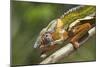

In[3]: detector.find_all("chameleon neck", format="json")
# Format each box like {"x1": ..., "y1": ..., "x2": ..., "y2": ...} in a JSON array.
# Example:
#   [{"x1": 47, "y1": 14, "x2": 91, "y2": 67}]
[{"x1": 60, "y1": 5, "x2": 96, "y2": 26}]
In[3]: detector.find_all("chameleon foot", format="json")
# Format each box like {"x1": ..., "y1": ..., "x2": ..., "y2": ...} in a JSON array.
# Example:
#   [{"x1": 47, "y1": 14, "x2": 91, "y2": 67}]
[
  {"x1": 41, "y1": 53, "x2": 47, "y2": 58},
  {"x1": 73, "y1": 42, "x2": 80, "y2": 48},
  {"x1": 70, "y1": 41, "x2": 80, "y2": 49}
]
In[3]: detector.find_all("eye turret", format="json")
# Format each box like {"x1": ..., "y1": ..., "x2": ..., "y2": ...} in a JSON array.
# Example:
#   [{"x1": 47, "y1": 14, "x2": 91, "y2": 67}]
[{"x1": 45, "y1": 34, "x2": 49, "y2": 37}]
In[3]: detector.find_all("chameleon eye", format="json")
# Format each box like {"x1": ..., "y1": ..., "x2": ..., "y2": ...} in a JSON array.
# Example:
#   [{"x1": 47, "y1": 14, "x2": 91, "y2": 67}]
[{"x1": 46, "y1": 35, "x2": 48, "y2": 37}]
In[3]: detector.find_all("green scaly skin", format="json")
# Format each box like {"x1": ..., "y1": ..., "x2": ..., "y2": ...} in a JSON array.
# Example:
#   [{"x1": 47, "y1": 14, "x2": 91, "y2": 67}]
[{"x1": 60, "y1": 5, "x2": 96, "y2": 26}]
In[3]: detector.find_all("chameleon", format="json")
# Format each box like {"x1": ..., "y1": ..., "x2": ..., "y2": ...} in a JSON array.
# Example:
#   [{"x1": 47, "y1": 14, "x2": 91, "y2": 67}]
[{"x1": 33, "y1": 5, "x2": 96, "y2": 58}]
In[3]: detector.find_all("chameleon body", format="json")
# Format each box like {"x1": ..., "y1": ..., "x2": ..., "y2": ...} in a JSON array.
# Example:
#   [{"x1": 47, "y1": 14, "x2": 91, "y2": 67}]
[{"x1": 33, "y1": 5, "x2": 96, "y2": 57}]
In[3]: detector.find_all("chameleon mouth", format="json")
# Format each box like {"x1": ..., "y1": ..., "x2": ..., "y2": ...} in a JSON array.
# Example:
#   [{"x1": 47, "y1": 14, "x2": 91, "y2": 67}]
[
  {"x1": 40, "y1": 42, "x2": 56, "y2": 55},
  {"x1": 40, "y1": 44, "x2": 57, "y2": 58}
]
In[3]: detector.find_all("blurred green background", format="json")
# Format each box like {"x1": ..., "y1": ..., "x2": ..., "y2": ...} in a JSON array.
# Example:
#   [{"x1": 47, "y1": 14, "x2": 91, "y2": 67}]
[{"x1": 11, "y1": 1, "x2": 96, "y2": 66}]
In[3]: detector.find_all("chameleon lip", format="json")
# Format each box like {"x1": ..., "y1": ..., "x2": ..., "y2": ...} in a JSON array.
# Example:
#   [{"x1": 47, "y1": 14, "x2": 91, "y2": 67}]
[{"x1": 39, "y1": 45, "x2": 45, "y2": 48}]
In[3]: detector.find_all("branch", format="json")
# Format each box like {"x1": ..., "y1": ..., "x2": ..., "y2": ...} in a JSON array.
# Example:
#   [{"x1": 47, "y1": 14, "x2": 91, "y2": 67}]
[{"x1": 40, "y1": 27, "x2": 96, "y2": 64}]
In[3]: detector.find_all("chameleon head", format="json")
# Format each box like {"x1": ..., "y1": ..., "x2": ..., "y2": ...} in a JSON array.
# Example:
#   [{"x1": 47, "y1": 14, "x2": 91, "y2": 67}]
[
  {"x1": 39, "y1": 32, "x2": 56, "y2": 54},
  {"x1": 34, "y1": 19, "x2": 62, "y2": 57},
  {"x1": 34, "y1": 31, "x2": 55, "y2": 58}
]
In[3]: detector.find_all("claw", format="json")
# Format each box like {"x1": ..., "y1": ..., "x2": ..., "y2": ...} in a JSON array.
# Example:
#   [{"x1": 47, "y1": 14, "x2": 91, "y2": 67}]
[
  {"x1": 74, "y1": 42, "x2": 80, "y2": 48},
  {"x1": 70, "y1": 40, "x2": 80, "y2": 49}
]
